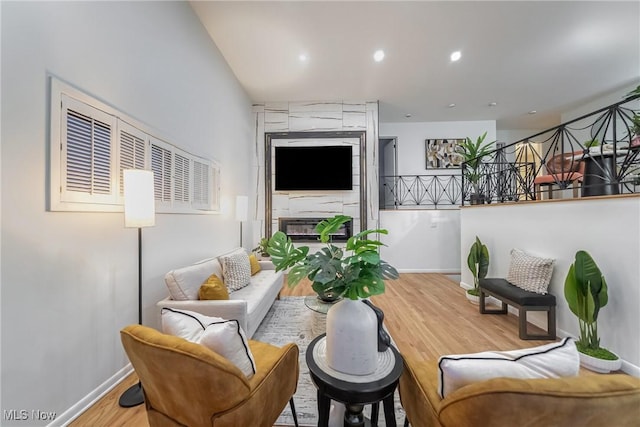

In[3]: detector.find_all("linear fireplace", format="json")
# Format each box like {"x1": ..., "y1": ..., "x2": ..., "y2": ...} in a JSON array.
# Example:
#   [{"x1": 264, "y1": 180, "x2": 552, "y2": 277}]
[{"x1": 279, "y1": 217, "x2": 352, "y2": 242}]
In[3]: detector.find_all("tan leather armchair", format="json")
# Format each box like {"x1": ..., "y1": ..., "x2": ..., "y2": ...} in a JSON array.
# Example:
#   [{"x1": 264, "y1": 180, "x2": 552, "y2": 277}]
[
  {"x1": 399, "y1": 358, "x2": 640, "y2": 427},
  {"x1": 120, "y1": 324, "x2": 299, "y2": 427}
]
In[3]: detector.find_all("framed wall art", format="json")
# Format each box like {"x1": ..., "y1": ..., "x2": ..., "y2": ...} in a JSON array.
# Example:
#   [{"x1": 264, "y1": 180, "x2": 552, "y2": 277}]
[{"x1": 425, "y1": 138, "x2": 465, "y2": 169}]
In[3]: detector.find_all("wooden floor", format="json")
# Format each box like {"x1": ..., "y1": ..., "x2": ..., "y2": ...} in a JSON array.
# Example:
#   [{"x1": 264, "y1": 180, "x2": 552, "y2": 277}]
[{"x1": 71, "y1": 273, "x2": 559, "y2": 426}]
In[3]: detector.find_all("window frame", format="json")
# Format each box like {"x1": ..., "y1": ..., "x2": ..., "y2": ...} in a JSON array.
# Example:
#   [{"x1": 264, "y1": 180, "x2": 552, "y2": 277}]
[{"x1": 49, "y1": 77, "x2": 221, "y2": 214}]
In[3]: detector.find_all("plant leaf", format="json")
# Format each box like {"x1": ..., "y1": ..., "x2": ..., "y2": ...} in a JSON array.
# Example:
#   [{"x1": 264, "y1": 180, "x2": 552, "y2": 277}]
[
  {"x1": 315, "y1": 215, "x2": 351, "y2": 243},
  {"x1": 267, "y1": 232, "x2": 309, "y2": 271}
]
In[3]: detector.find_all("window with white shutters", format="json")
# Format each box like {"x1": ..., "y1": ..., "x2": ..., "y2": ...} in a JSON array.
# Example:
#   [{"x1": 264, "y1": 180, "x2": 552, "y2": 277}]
[
  {"x1": 58, "y1": 95, "x2": 118, "y2": 207},
  {"x1": 50, "y1": 77, "x2": 220, "y2": 213},
  {"x1": 118, "y1": 121, "x2": 148, "y2": 198},
  {"x1": 174, "y1": 153, "x2": 190, "y2": 204},
  {"x1": 151, "y1": 140, "x2": 173, "y2": 204},
  {"x1": 193, "y1": 160, "x2": 209, "y2": 206}
]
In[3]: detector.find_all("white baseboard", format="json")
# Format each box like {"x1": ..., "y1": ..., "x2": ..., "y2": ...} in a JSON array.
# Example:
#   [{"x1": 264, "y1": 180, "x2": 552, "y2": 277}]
[{"x1": 53, "y1": 364, "x2": 133, "y2": 427}]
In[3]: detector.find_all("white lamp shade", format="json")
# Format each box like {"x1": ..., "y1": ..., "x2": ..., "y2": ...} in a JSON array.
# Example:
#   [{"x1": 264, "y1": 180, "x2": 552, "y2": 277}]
[
  {"x1": 235, "y1": 195, "x2": 248, "y2": 222},
  {"x1": 124, "y1": 169, "x2": 156, "y2": 228}
]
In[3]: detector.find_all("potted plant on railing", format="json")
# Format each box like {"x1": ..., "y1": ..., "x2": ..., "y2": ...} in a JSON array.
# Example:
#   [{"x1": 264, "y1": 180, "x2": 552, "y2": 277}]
[
  {"x1": 564, "y1": 250, "x2": 621, "y2": 373},
  {"x1": 466, "y1": 236, "x2": 489, "y2": 303},
  {"x1": 457, "y1": 132, "x2": 494, "y2": 204},
  {"x1": 267, "y1": 214, "x2": 399, "y2": 376}
]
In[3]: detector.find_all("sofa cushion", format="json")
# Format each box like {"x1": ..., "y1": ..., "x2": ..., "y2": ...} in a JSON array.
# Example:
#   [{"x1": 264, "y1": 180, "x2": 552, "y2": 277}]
[
  {"x1": 161, "y1": 308, "x2": 256, "y2": 377},
  {"x1": 249, "y1": 254, "x2": 262, "y2": 276},
  {"x1": 199, "y1": 274, "x2": 229, "y2": 300},
  {"x1": 437, "y1": 337, "x2": 579, "y2": 398},
  {"x1": 165, "y1": 257, "x2": 223, "y2": 301},
  {"x1": 506, "y1": 248, "x2": 554, "y2": 294},
  {"x1": 220, "y1": 248, "x2": 252, "y2": 292}
]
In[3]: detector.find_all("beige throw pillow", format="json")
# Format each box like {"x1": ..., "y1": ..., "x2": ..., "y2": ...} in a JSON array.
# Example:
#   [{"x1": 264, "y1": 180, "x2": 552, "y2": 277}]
[
  {"x1": 219, "y1": 248, "x2": 252, "y2": 292},
  {"x1": 506, "y1": 248, "x2": 554, "y2": 294}
]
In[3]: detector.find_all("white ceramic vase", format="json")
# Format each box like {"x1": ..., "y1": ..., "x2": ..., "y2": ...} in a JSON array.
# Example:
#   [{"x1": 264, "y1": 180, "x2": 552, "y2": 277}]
[{"x1": 325, "y1": 298, "x2": 378, "y2": 376}]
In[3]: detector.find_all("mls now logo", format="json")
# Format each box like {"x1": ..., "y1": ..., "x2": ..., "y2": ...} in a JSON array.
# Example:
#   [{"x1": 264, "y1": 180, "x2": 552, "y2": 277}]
[
  {"x1": 3, "y1": 410, "x2": 29, "y2": 421},
  {"x1": 3, "y1": 409, "x2": 57, "y2": 421}
]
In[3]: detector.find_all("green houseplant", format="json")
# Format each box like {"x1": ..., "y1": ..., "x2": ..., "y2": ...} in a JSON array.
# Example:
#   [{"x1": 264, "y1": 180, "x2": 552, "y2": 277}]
[
  {"x1": 267, "y1": 215, "x2": 399, "y2": 300},
  {"x1": 457, "y1": 132, "x2": 494, "y2": 204},
  {"x1": 466, "y1": 236, "x2": 489, "y2": 300},
  {"x1": 564, "y1": 250, "x2": 621, "y2": 372},
  {"x1": 252, "y1": 237, "x2": 270, "y2": 258},
  {"x1": 268, "y1": 214, "x2": 399, "y2": 375}
]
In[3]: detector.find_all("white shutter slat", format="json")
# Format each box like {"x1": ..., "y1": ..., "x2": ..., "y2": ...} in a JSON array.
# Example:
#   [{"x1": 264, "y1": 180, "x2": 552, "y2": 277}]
[
  {"x1": 174, "y1": 153, "x2": 190, "y2": 203},
  {"x1": 192, "y1": 160, "x2": 210, "y2": 208},
  {"x1": 93, "y1": 120, "x2": 112, "y2": 194},
  {"x1": 118, "y1": 124, "x2": 147, "y2": 196},
  {"x1": 151, "y1": 141, "x2": 172, "y2": 203},
  {"x1": 65, "y1": 109, "x2": 112, "y2": 195}
]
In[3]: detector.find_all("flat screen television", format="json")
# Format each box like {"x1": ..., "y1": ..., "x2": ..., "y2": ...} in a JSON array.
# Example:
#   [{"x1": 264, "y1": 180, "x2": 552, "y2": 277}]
[{"x1": 275, "y1": 146, "x2": 353, "y2": 191}]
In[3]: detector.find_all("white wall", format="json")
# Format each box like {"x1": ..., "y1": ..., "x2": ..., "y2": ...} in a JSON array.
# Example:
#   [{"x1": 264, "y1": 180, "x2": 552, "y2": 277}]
[
  {"x1": 380, "y1": 210, "x2": 460, "y2": 273},
  {"x1": 497, "y1": 129, "x2": 544, "y2": 145},
  {"x1": 375, "y1": 120, "x2": 495, "y2": 272},
  {"x1": 380, "y1": 120, "x2": 496, "y2": 176},
  {"x1": 460, "y1": 198, "x2": 640, "y2": 375},
  {"x1": 1, "y1": 2, "x2": 253, "y2": 424}
]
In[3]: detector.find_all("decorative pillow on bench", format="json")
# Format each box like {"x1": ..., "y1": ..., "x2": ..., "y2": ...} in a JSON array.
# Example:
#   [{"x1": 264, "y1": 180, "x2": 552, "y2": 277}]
[
  {"x1": 161, "y1": 307, "x2": 256, "y2": 377},
  {"x1": 506, "y1": 248, "x2": 555, "y2": 294},
  {"x1": 437, "y1": 337, "x2": 579, "y2": 398}
]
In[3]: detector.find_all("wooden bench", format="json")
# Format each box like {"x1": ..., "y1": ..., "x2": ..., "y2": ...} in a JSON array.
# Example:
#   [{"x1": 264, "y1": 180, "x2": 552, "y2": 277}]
[{"x1": 479, "y1": 278, "x2": 556, "y2": 340}]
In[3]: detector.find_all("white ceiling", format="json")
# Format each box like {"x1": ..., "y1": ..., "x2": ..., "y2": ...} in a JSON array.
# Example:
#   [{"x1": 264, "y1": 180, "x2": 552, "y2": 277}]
[{"x1": 191, "y1": 1, "x2": 640, "y2": 130}]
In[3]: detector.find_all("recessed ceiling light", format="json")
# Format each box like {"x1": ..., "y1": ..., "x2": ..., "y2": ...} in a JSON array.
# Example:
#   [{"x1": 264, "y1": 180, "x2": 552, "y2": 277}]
[
  {"x1": 489, "y1": 102, "x2": 497, "y2": 107},
  {"x1": 528, "y1": 110, "x2": 537, "y2": 114},
  {"x1": 450, "y1": 51, "x2": 461, "y2": 62},
  {"x1": 298, "y1": 53, "x2": 308, "y2": 62},
  {"x1": 448, "y1": 103, "x2": 456, "y2": 108},
  {"x1": 373, "y1": 49, "x2": 385, "y2": 62}
]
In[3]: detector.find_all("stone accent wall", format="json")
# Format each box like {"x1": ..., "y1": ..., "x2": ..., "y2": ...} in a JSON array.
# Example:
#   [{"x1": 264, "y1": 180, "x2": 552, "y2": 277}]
[{"x1": 252, "y1": 101, "x2": 379, "y2": 238}]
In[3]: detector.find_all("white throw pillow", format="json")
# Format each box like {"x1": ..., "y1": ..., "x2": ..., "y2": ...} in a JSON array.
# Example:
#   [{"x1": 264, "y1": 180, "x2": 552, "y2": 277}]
[
  {"x1": 219, "y1": 248, "x2": 252, "y2": 292},
  {"x1": 506, "y1": 248, "x2": 555, "y2": 294},
  {"x1": 164, "y1": 257, "x2": 223, "y2": 301},
  {"x1": 161, "y1": 308, "x2": 256, "y2": 378},
  {"x1": 437, "y1": 337, "x2": 579, "y2": 398}
]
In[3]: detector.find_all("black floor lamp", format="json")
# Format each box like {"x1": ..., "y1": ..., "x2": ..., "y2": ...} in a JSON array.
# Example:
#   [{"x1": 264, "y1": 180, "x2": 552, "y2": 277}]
[
  {"x1": 235, "y1": 195, "x2": 248, "y2": 248},
  {"x1": 119, "y1": 169, "x2": 155, "y2": 408}
]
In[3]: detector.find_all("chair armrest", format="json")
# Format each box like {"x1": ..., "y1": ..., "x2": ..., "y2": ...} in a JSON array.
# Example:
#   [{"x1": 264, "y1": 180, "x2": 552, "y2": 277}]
[
  {"x1": 157, "y1": 297, "x2": 249, "y2": 334},
  {"x1": 258, "y1": 260, "x2": 276, "y2": 270}
]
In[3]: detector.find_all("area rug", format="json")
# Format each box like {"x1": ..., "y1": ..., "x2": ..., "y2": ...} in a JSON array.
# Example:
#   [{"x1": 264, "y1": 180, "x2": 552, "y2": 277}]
[{"x1": 253, "y1": 296, "x2": 406, "y2": 426}]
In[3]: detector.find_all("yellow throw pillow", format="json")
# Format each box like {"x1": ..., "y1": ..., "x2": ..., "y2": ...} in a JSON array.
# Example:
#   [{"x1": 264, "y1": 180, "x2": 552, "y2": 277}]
[
  {"x1": 249, "y1": 254, "x2": 262, "y2": 276},
  {"x1": 198, "y1": 274, "x2": 229, "y2": 300}
]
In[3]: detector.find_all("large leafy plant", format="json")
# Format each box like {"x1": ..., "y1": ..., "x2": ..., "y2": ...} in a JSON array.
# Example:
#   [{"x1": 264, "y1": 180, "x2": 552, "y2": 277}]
[
  {"x1": 564, "y1": 250, "x2": 616, "y2": 359},
  {"x1": 456, "y1": 132, "x2": 494, "y2": 196},
  {"x1": 267, "y1": 215, "x2": 399, "y2": 300},
  {"x1": 467, "y1": 236, "x2": 489, "y2": 296}
]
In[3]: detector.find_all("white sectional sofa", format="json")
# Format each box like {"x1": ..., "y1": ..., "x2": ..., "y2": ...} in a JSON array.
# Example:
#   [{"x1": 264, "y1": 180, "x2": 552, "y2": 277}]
[{"x1": 156, "y1": 250, "x2": 283, "y2": 338}]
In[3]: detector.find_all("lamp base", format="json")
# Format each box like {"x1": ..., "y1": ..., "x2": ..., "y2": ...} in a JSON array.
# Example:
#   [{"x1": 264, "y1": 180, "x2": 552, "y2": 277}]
[{"x1": 118, "y1": 381, "x2": 144, "y2": 408}]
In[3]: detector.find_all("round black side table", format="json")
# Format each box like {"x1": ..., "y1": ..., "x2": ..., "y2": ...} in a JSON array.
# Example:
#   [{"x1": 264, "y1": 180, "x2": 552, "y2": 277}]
[{"x1": 306, "y1": 333, "x2": 404, "y2": 427}]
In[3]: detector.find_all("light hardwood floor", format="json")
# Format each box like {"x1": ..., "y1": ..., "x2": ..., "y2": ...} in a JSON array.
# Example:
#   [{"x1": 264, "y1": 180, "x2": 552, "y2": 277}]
[{"x1": 71, "y1": 273, "x2": 557, "y2": 427}]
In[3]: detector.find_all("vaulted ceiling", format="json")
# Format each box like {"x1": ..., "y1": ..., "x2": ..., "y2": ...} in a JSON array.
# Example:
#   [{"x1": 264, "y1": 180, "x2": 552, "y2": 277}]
[{"x1": 192, "y1": 1, "x2": 640, "y2": 130}]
